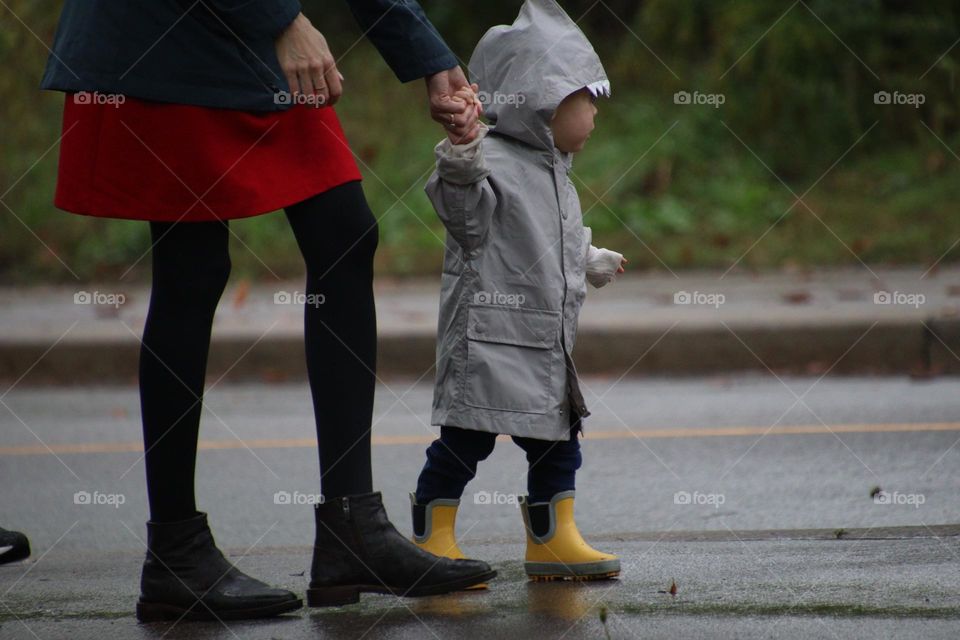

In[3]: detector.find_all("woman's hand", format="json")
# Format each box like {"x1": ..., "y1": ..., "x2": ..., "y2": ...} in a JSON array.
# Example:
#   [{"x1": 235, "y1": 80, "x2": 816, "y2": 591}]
[{"x1": 275, "y1": 13, "x2": 342, "y2": 106}]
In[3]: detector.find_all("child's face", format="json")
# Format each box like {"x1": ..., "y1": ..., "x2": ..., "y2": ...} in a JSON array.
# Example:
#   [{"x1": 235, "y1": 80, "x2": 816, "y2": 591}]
[{"x1": 551, "y1": 88, "x2": 598, "y2": 153}]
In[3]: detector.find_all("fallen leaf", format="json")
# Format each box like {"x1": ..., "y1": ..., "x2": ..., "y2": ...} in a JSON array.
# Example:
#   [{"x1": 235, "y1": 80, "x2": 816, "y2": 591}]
[
  {"x1": 658, "y1": 580, "x2": 679, "y2": 595},
  {"x1": 782, "y1": 291, "x2": 811, "y2": 304},
  {"x1": 233, "y1": 279, "x2": 250, "y2": 309}
]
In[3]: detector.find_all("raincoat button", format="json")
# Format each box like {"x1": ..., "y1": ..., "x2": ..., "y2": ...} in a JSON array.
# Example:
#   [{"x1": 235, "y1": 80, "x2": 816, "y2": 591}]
[{"x1": 474, "y1": 322, "x2": 486, "y2": 333}]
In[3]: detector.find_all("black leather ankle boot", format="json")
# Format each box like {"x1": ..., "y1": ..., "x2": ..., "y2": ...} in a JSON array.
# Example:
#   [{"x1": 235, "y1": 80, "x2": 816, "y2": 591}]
[
  {"x1": 0, "y1": 527, "x2": 30, "y2": 565},
  {"x1": 308, "y1": 492, "x2": 496, "y2": 606},
  {"x1": 136, "y1": 512, "x2": 302, "y2": 621}
]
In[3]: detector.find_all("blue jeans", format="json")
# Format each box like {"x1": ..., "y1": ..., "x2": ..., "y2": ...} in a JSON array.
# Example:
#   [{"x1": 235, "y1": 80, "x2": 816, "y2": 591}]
[{"x1": 414, "y1": 414, "x2": 583, "y2": 505}]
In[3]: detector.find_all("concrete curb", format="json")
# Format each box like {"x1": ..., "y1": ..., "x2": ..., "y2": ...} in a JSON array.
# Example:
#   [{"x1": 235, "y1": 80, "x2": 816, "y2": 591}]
[
  {"x1": 3, "y1": 268, "x2": 959, "y2": 385},
  {"x1": 1, "y1": 316, "x2": 958, "y2": 385}
]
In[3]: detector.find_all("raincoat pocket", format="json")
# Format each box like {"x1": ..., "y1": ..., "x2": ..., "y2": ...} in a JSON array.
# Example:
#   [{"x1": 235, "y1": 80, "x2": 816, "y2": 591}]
[{"x1": 462, "y1": 303, "x2": 561, "y2": 414}]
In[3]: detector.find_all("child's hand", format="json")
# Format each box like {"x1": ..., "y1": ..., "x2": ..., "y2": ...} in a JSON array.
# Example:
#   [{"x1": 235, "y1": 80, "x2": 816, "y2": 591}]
[
  {"x1": 453, "y1": 84, "x2": 483, "y2": 113},
  {"x1": 446, "y1": 84, "x2": 483, "y2": 145},
  {"x1": 586, "y1": 246, "x2": 625, "y2": 288}
]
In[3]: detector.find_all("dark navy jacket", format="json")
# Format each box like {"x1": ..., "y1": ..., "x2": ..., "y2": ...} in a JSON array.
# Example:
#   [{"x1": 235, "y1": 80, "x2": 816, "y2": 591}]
[{"x1": 40, "y1": 0, "x2": 458, "y2": 111}]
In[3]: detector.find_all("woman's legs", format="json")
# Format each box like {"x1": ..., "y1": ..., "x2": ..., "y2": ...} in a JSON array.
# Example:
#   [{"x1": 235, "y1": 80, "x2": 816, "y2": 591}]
[
  {"x1": 284, "y1": 180, "x2": 378, "y2": 499},
  {"x1": 415, "y1": 427, "x2": 499, "y2": 503},
  {"x1": 139, "y1": 219, "x2": 231, "y2": 523},
  {"x1": 286, "y1": 183, "x2": 495, "y2": 604},
  {"x1": 136, "y1": 219, "x2": 300, "y2": 621}
]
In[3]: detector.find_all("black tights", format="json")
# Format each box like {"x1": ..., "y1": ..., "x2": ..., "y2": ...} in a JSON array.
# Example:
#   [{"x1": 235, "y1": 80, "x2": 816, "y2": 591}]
[{"x1": 139, "y1": 180, "x2": 378, "y2": 522}]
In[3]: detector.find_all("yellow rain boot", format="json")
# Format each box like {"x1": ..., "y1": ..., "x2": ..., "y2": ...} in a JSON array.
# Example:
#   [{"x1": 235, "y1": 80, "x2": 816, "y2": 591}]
[
  {"x1": 410, "y1": 494, "x2": 487, "y2": 590},
  {"x1": 520, "y1": 491, "x2": 620, "y2": 581}
]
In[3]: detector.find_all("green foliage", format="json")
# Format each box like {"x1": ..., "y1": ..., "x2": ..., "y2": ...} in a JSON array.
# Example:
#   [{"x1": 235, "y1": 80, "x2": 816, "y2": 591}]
[
  {"x1": 634, "y1": 0, "x2": 960, "y2": 171},
  {"x1": 2, "y1": 1, "x2": 960, "y2": 283}
]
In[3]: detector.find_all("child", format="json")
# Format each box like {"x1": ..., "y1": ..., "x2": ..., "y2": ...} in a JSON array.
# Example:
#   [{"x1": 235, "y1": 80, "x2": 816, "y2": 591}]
[{"x1": 410, "y1": 0, "x2": 626, "y2": 582}]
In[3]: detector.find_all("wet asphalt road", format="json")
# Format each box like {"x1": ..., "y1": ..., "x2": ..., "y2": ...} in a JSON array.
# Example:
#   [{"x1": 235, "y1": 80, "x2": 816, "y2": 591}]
[{"x1": 1, "y1": 375, "x2": 959, "y2": 638}]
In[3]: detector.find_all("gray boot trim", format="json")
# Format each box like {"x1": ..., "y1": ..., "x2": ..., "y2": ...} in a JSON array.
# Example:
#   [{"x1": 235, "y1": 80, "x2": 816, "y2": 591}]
[
  {"x1": 409, "y1": 492, "x2": 461, "y2": 544},
  {"x1": 519, "y1": 490, "x2": 576, "y2": 544}
]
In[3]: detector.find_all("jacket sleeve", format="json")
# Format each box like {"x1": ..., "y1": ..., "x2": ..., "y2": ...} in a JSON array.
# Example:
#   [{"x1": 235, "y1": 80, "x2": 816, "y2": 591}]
[
  {"x1": 344, "y1": 0, "x2": 458, "y2": 81},
  {"x1": 425, "y1": 124, "x2": 497, "y2": 256},
  {"x1": 207, "y1": 0, "x2": 302, "y2": 40}
]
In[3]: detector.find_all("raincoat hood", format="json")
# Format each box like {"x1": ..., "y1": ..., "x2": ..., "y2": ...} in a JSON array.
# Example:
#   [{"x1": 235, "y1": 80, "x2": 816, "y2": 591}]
[{"x1": 468, "y1": 0, "x2": 610, "y2": 151}]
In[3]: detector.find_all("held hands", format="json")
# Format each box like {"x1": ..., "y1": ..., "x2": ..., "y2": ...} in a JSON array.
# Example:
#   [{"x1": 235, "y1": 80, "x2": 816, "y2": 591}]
[
  {"x1": 426, "y1": 66, "x2": 483, "y2": 144},
  {"x1": 275, "y1": 13, "x2": 342, "y2": 106},
  {"x1": 445, "y1": 86, "x2": 483, "y2": 145}
]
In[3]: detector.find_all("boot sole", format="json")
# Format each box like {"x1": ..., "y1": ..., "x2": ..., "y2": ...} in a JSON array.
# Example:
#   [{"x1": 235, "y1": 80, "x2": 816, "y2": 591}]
[
  {"x1": 525, "y1": 559, "x2": 620, "y2": 581},
  {"x1": 136, "y1": 597, "x2": 302, "y2": 622},
  {"x1": 528, "y1": 571, "x2": 620, "y2": 582},
  {"x1": 306, "y1": 569, "x2": 497, "y2": 607}
]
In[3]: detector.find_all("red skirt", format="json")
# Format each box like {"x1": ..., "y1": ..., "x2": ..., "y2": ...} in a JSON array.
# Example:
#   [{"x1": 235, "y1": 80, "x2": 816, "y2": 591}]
[{"x1": 54, "y1": 94, "x2": 363, "y2": 222}]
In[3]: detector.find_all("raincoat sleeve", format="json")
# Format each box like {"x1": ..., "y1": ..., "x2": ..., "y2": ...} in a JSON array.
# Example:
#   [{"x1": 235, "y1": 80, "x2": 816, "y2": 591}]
[{"x1": 424, "y1": 124, "x2": 497, "y2": 255}]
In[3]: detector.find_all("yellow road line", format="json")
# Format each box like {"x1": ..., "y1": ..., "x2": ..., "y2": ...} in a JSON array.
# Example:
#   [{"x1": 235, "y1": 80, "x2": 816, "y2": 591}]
[{"x1": 2, "y1": 422, "x2": 958, "y2": 457}]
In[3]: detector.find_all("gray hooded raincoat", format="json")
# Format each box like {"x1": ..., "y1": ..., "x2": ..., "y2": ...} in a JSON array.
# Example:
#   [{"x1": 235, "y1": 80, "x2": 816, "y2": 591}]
[{"x1": 427, "y1": 0, "x2": 612, "y2": 441}]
